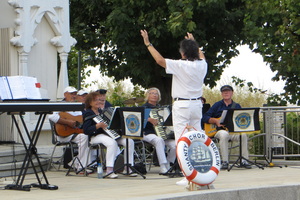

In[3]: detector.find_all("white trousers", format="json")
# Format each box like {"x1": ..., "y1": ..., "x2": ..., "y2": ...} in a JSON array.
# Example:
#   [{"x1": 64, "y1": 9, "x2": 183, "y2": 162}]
[
  {"x1": 172, "y1": 100, "x2": 202, "y2": 143},
  {"x1": 90, "y1": 134, "x2": 134, "y2": 167},
  {"x1": 56, "y1": 133, "x2": 90, "y2": 170},
  {"x1": 215, "y1": 130, "x2": 249, "y2": 162},
  {"x1": 143, "y1": 133, "x2": 176, "y2": 165}
]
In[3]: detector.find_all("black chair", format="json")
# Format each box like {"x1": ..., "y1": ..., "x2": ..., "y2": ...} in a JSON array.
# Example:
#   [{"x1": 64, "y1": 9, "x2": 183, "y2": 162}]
[
  {"x1": 83, "y1": 143, "x2": 106, "y2": 176},
  {"x1": 47, "y1": 120, "x2": 77, "y2": 171}
]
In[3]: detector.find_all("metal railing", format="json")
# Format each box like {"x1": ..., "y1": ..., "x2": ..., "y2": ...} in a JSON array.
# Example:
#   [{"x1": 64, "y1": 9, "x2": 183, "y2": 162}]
[
  {"x1": 228, "y1": 106, "x2": 300, "y2": 165},
  {"x1": 260, "y1": 106, "x2": 300, "y2": 161}
]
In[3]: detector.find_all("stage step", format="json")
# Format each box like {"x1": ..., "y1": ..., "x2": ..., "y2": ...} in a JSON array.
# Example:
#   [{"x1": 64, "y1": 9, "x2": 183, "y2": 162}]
[
  {"x1": 0, "y1": 145, "x2": 26, "y2": 164},
  {"x1": 0, "y1": 144, "x2": 49, "y2": 178}
]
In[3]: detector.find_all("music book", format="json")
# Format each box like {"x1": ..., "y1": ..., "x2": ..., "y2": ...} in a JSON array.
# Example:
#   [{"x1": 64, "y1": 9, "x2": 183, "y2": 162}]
[
  {"x1": 109, "y1": 107, "x2": 144, "y2": 138},
  {"x1": 221, "y1": 108, "x2": 260, "y2": 133},
  {"x1": 0, "y1": 76, "x2": 42, "y2": 100}
]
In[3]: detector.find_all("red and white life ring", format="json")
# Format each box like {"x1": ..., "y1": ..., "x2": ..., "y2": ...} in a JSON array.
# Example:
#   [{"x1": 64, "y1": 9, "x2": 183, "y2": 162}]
[{"x1": 177, "y1": 130, "x2": 221, "y2": 186}]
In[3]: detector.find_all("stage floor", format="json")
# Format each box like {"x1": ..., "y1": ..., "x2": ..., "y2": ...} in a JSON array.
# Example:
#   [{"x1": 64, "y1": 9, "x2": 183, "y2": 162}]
[{"x1": 0, "y1": 162, "x2": 300, "y2": 200}]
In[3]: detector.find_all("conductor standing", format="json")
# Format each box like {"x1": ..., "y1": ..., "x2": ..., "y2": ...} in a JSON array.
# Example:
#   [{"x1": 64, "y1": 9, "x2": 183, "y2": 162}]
[{"x1": 140, "y1": 30, "x2": 207, "y2": 186}]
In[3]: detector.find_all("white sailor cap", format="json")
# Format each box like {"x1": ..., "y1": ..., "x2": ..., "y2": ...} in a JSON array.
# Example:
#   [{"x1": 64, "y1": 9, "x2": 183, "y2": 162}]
[{"x1": 63, "y1": 86, "x2": 78, "y2": 93}]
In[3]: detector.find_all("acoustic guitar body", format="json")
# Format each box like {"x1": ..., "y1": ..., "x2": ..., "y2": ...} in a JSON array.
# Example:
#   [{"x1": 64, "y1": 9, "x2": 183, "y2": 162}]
[
  {"x1": 204, "y1": 118, "x2": 228, "y2": 137},
  {"x1": 204, "y1": 123, "x2": 218, "y2": 137},
  {"x1": 55, "y1": 112, "x2": 83, "y2": 137}
]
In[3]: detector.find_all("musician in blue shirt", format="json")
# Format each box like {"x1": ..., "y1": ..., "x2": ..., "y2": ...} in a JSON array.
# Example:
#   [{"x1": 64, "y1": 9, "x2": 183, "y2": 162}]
[
  {"x1": 142, "y1": 87, "x2": 176, "y2": 174},
  {"x1": 202, "y1": 85, "x2": 251, "y2": 170},
  {"x1": 82, "y1": 91, "x2": 137, "y2": 178}
]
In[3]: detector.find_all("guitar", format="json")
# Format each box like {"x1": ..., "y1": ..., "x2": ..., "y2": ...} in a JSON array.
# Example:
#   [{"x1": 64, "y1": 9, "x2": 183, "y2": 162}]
[
  {"x1": 55, "y1": 112, "x2": 83, "y2": 137},
  {"x1": 204, "y1": 118, "x2": 228, "y2": 137}
]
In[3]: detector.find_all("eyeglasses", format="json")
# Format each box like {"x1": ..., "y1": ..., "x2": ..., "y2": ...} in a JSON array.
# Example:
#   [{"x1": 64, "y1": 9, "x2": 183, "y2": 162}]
[
  {"x1": 149, "y1": 92, "x2": 159, "y2": 96},
  {"x1": 94, "y1": 99, "x2": 106, "y2": 102}
]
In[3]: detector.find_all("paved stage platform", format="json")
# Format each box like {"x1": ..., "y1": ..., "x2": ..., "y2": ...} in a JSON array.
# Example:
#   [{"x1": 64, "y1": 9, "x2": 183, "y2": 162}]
[{"x1": 0, "y1": 163, "x2": 300, "y2": 200}]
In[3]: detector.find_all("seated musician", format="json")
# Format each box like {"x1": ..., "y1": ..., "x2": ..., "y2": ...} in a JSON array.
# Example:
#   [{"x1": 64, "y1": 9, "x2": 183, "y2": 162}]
[
  {"x1": 96, "y1": 89, "x2": 113, "y2": 107},
  {"x1": 76, "y1": 89, "x2": 88, "y2": 103},
  {"x1": 82, "y1": 91, "x2": 137, "y2": 178},
  {"x1": 202, "y1": 85, "x2": 251, "y2": 170},
  {"x1": 142, "y1": 87, "x2": 176, "y2": 174},
  {"x1": 48, "y1": 86, "x2": 92, "y2": 174}
]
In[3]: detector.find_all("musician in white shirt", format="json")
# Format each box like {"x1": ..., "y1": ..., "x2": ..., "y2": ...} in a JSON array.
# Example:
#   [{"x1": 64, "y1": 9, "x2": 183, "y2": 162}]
[
  {"x1": 140, "y1": 31, "x2": 207, "y2": 185},
  {"x1": 48, "y1": 86, "x2": 91, "y2": 174},
  {"x1": 82, "y1": 91, "x2": 137, "y2": 178},
  {"x1": 142, "y1": 88, "x2": 176, "y2": 174},
  {"x1": 140, "y1": 30, "x2": 207, "y2": 143}
]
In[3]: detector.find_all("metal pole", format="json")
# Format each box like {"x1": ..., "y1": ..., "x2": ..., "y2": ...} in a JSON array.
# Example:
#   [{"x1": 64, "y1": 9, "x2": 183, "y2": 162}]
[{"x1": 77, "y1": 50, "x2": 82, "y2": 90}]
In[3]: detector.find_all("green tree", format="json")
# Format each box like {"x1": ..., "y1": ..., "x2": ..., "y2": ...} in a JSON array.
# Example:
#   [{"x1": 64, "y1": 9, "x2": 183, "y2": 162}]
[
  {"x1": 243, "y1": 0, "x2": 300, "y2": 105},
  {"x1": 69, "y1": 0, "x2": 246, "y2": 104}
]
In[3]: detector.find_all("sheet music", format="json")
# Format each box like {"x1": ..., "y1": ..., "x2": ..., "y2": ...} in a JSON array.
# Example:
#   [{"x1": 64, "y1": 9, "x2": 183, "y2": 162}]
[
  {"x1": 0, "y1": 77, "x2": 13, "y2": 99},
  {"x1": 21, "y1": 76, "x2": 42, "y2": 99},
  {"x1": 0, "y1": 76, "x2": 41, "y2": 100},
  {"x1": 219, "y1": 110, "x2": 228, "y2": 124}
]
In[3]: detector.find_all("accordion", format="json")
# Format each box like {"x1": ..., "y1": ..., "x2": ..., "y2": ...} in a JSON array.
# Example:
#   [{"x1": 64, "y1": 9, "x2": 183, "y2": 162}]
[
  {"x1": 93, "y1": 107, "x2": 121, "y2": 140},
  {"x1": 149, "y1": 106, "x2": 174, "y2": 140}
]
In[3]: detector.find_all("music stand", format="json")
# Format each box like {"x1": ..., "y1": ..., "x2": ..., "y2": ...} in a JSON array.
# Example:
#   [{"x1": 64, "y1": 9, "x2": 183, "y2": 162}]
[
  {"x1": 163, "y1": 111, "x2": 172, "y2": 126},
  {"x1": 161, "y1": 112, "x2": 184, "y2": 178},
  {"x1": 105, "y1": 107, "x2": 146, "y2": 179},
  {"x1": 224, "y1": 108, "x2": 264, "y2": 171}
]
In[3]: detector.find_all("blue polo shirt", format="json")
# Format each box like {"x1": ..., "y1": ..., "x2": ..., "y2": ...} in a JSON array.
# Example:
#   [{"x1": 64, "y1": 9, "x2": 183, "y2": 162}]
[{"x1": 202, "y1": 100, "x2": 241, "y2": 123}]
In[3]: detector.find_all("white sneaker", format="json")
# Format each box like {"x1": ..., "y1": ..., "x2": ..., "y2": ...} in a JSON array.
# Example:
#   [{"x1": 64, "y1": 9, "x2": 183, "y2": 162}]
[
  {"x1": 176, "y1": 177, "x2": 188, "y2": 186},
  {"x1": 165, "y1": 162, "x2": 170, "y2": 170},
  {"x1": 106, "y1": 172, "x2": 118, "y2": 179},
  {"x1": 159, "y1": 165, "x2": 168, "y2": 174},
  {"x1": 78, "y1": 168, "x2": 94, "y2": 175},
  {"x1": 129, "y1": 173, "x2": 138, "y2": 177}
]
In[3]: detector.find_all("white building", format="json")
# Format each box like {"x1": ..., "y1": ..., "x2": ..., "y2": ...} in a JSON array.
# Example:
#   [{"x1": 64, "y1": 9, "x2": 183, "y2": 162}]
[{"x1": 0, "y1": 0, "x2": 76, "y2": 143}]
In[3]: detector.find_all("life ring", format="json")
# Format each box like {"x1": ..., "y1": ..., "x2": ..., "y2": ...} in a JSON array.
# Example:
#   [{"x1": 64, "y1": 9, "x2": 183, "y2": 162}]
[{"x1": 177, "y1": 130, "x2": 221, "y2": 186}]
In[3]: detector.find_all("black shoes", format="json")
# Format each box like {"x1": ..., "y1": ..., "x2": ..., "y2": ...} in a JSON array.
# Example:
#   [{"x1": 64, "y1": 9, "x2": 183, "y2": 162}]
[
  {"x1": 221, "y1": 162, "x2": 229, "y2": 170},
  {"x1": 241, "y1": 162, "x2": 252, "y2": 169}
]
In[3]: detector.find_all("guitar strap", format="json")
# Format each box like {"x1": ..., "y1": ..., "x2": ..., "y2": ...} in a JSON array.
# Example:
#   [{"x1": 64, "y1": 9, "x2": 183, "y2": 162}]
[
  {"x1": 231, "y1": 101, "x2": 237, "y2": 109},
  {"x1": 71, "y1": 133, "x2": 78, "y2": 140},
  {"x1": 83, "y1": 114, "x2": 97, "y2": 122}
]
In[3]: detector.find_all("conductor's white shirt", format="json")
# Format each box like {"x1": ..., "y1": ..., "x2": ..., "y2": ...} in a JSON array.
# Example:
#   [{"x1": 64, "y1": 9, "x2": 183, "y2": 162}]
[{"x1": 165, "y1": 59, "x2": 207, "y2": 99}]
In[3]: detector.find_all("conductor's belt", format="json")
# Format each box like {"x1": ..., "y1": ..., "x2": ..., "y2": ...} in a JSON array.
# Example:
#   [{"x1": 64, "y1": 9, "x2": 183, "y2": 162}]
[{"x1": 174, "y1": 97, "x2": 201, "y2": 101}]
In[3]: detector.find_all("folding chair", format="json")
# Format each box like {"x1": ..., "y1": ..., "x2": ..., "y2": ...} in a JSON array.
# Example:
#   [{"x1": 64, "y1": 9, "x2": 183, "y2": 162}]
[
  {"x1": 82, "y1": 143, "x2": 106, "y2": 176},
  {"x1": 134, "y1": 140, "x2": 156, "y2": 172},
  {"x1": 47, "y1": 120, "x2": 77, "y2": 171}
]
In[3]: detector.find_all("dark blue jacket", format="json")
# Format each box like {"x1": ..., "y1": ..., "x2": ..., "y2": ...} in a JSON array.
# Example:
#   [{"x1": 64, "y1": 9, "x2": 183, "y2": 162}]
[
  {"x1": 82, "y1": 108, "x2": 105, "y2": 139},
  {"x1": 202, "y1": 100, "x2": 241, "y2": 124}
]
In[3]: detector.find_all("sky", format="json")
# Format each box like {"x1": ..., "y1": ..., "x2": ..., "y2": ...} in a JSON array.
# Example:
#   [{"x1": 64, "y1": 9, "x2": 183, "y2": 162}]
[{"x1": 218, "y1": 45, "x2": 285, "y2": 94}]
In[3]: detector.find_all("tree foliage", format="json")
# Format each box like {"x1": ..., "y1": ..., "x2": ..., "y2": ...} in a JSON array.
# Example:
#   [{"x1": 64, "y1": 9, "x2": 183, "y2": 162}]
[
  {"x1": 68, "y1": 0, "x2": 299, "y2": 105},
  {"x1": 243, "y1": 0, "x2": 300, "y2": 105},
  {"x1": 69, "y1": 0, "x2": 245, "y2": 104}
]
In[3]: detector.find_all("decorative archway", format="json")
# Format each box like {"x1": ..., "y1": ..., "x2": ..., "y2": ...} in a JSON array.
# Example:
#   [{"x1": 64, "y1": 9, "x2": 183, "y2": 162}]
[{"x1": 8, "y1": 0, "x2": 76, "y2": 99}]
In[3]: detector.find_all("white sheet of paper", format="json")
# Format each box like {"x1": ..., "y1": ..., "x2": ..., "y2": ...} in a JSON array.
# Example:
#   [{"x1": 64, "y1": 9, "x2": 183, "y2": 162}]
[{"x1": 0, "y1": 77, "x2": 13, "y2": 100}]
